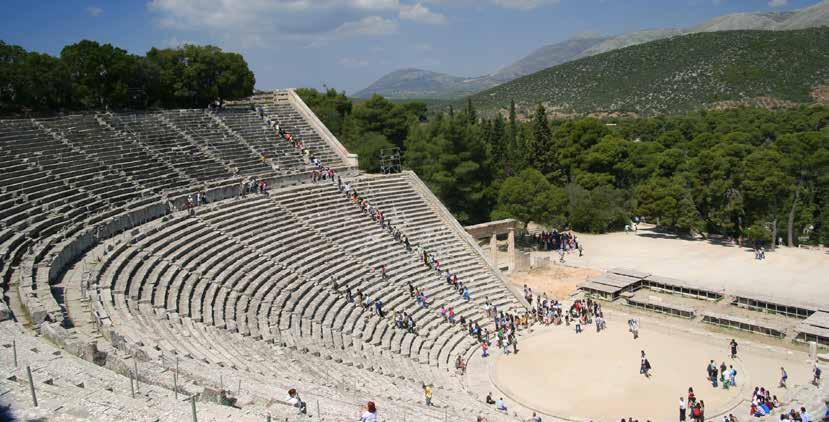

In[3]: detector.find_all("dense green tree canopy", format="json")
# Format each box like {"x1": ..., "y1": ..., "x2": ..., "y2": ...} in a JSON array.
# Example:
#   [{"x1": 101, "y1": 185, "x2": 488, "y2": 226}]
[
  {"x1": 300, "y1": 89, "x2": 829, "y2": 243},
  {"x1": 0, "y1": 40, "x2": 254, "y2": 114}
]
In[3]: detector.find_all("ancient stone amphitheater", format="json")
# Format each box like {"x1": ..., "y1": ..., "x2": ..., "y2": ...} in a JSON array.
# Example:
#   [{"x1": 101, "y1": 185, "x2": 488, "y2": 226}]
[{"x1": 0, "y1": 90, "x2": 526, "y2": 421}]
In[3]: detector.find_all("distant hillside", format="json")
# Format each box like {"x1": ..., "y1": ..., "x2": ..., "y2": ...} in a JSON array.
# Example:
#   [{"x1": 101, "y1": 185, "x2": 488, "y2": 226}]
[
  {"x1": 689, "y1": 12, "x2": 794, "y2": 32},
  {"x1": 352, "y1": 68, "x2": 496, "y2": 100},
  {"x1": 572, "y1": 29, "x2": 684, "y2": 59},
  {"x1": 355, "y1": 0, "x2": 829, "y2": 101},
  {"x1": 776, "y1": 0, "x2": 829, "y2": 29},
  {"x1": 489, "y1": 36, "x2": 609, "y2": 82},
  {"x1": 465, "y1": 28, "x2": 829, "y2": 116}
]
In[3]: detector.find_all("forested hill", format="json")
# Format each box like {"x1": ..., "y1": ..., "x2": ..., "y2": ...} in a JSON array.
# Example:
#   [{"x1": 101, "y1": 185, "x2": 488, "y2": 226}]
[{"x1": 465, "y1": 28, "x2": 829, "y2": 117}]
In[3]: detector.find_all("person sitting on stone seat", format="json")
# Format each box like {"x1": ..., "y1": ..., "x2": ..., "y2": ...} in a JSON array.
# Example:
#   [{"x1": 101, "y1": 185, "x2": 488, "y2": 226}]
[
  {"x1": 495, "y1": 397, "x2": 507, "y2": 412},
  {"x1": 286, "y1": 388, "x2": 307, "y2": 414},
  {"x1": 455, "y1": 354, "x2": 466, "y2": 374},
  {"x1": 360, "y1": 401, "x2": 377, "y2": 422}
]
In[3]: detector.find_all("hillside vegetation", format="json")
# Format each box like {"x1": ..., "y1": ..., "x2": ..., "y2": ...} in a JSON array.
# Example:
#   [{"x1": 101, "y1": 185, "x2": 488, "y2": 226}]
[
  {"x1": 466, "y1": 28, "x2": 829, "y2": 116},
  {"x1": 299, "y1": 88, "x2": 829, "y2": 248}
]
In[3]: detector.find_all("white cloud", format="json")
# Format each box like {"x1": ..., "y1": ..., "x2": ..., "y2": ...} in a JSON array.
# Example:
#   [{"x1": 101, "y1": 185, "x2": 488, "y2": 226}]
[
  {"x1": 425, "y1": 0, "x2": 559, "y2": 10},
  {"x1": 335, "y1": 16, "x2": 399, "y2": 36},
  {"x1": 87, "y1": 6, "x2": 103, "y2": 16},
  {"x1": 768, "y1": 0, "x2": 787, "y2": 6},
  {"x1": 148, "y1": 0, "x2": 411, "y2": 49},
  {"x1": 399, "y1": 3, "x2": 447, "y2": 24},
  {"x1": 148, "y1": 0, "x2": 402, "y2": 29}
]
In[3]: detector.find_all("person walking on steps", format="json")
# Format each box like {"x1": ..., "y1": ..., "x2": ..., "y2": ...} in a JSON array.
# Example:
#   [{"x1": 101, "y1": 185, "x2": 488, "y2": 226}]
[{"x1": 423, "y1": 383, "x2": 433, "y2": 406}]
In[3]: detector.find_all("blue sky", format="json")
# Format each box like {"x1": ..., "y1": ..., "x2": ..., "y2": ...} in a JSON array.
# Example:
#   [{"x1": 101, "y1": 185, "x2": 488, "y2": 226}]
[{"x1": 0, "y1": 0, "x2": 820, "y2": 94}]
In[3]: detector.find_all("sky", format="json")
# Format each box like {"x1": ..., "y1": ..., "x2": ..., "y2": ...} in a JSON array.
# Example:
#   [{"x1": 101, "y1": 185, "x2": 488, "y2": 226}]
[{"x1": 0, "y1": 0, "x2": 821, "y2": 94}]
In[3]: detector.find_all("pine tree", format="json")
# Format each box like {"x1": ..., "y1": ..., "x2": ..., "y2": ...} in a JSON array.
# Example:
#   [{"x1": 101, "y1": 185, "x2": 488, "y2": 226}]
[
  {"x1": 529, "y1": 104, "x2": 553, "y2": 177},
  {"x1": 466, "y1": 98, "x2": 477, "y2": 125},
  {"x1": 506, "y1": 100, "x2": 520, "y2": 177},
  {"x1": 491, "y1": 115, "x2": 508, "y2": 178},
  {"x1": 508, "y1": 100, "x2": 517, "y2": 145}
]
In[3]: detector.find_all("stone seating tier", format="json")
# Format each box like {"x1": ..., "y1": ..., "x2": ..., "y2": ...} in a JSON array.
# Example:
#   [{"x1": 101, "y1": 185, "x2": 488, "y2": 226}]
[
  {"x1": 0, "y1": 96, "x2": 521, "y2": 421},
  {"x1": 92, "y1": 177, "x2": 509, "y2": 376}
]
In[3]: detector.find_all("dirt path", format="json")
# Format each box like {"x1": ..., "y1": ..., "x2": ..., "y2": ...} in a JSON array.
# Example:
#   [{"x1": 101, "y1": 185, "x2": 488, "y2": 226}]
[{"x1": 509, "y1": 265, "x2": 600, "y2": 300}]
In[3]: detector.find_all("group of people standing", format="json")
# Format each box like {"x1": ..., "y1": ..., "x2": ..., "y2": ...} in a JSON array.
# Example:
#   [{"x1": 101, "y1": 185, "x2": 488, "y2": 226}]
[
  {"x1": 706, "y1": 358, "x2": 739, "y2": 389},
  {"x1": 680, "y1": 387, "x2": 706, "y2": 422},
  {"x1": 183, "y1": 190, "x2": 209, "y2": 216},
  {"x1": 533, "y1": 229, "x2": 580, "y2": 253}
]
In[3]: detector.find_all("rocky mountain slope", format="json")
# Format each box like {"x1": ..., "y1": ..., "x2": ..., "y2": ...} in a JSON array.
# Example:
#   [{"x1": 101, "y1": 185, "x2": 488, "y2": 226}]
[
  {"x1": 354, "y1": 0, "x2": 829, "y2": 100},
  {"x1": 464, "y1": 28, "x2": 829, "y2": 116}
]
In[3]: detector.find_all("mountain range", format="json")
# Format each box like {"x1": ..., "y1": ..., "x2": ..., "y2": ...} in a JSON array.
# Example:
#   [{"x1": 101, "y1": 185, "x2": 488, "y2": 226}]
[
  {"x1": 464, "y1": 27, "x2": 829, "y2": 116},
  {"x1": 354, "y1": 0, "x2": 829, "y2": 100}
]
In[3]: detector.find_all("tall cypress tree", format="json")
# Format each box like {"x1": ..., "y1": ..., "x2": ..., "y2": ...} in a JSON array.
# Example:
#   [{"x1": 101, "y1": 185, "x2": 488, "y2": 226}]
[
  {"x1": 508, "y1": 100, "x2": 517, "y2": 145},
  {"x1": 466, "y1": 98, "x2": 477, "y2": 126},
  {"x1": 506, "y1": 99, "x2": 520, "y2": 176},
  {"x1": 491, "y1": 114, "x2": 508, "y2": 178},
  {"x1": 529, "y1": 104, "x2": 553, "y2": 177}
]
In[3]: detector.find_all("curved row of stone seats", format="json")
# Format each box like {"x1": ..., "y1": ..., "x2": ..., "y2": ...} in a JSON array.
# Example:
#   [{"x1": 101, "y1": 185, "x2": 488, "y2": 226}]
[
  {"x1": 1, "y1": 98, "x2": 516, "y2": 421},
  {"x1": 260, "y1": 103, "x2": 341, "y2": 164},
  {"x1": 101, "y1": 111, "x2": 234, "y2": 182},
  {"x1": 270, "y1": 182, "x2": 487, "y2": 368},
  {"x1": 238, "y1": 188, "x2": 476, "y2": 370},
  {"x1": 0, "y1": 320, "x2": 288, "y2": 422},
  {"x1": 80, "y1": 219, "x2": 503, "y2": 420},
  {"x1": 91, "y1": 205, "x2": 362, "y2": 356},
  {"x1": 1, "y1": 111, "x2": 305, "y2": 328},
  {"x1": 347, "y1": 172, "x2": 524, "y2": 313},
  {"x1": 162, "y1": 109, "x2": 272, "y2": 175},
  {"x1": 244, "y1": 93, "x2": 344, "y2": 165},
  {"x1": 94, "y1": 186, "x2": 477, "y2": 373},
  {"x1": 66, "y1": 281, "x2": 502, "y2": 422},
  {"x1": 1, "y1": 112, "x2": 254, "y2": 326},
  {"x1": 0, "y1": 118, "x2": 160, "y2": 324},
  {"x1": 37, "y1": 114, "x2": 190, "y2": 193},
  {"x1": 212, "y1": 107, "x2": 309, "y2": 172}
]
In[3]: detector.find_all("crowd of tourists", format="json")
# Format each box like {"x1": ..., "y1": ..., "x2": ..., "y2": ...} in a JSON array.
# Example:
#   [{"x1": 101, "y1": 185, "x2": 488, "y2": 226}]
[
  {"x1": 706, "y1": 359, "x2": 738, "y2": 389},
  {"x1": 681, "y1": 387, "x2": 707, "y2": 421},
  {"x1": 182, "y1": 190, "x2": 210, "y2": 216},
  {"x1": 532, "y1": 229, "x2": 584, "y2": 261},
  {"x1": 749, "y1": 385, "x2": 782, "y2": 417},
  {"x1": 255, "y1": 105, "x2": 308, "y2": 156},
  {"x1": 533, "y1": 229, "x2": 580, "y2": 252}
]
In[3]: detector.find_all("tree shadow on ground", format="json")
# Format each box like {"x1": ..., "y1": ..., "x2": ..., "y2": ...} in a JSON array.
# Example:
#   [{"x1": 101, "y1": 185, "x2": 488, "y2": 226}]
[{"x1": 634, "y1": 227, "x2": 760, "y2": 253}]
